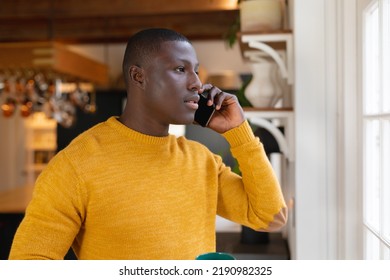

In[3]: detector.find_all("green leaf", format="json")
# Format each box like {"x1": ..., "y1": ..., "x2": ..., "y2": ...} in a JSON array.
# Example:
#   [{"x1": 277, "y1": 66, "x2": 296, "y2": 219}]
[{"x1": 235, "y1": 75, "x2": 253, "y2": 107}]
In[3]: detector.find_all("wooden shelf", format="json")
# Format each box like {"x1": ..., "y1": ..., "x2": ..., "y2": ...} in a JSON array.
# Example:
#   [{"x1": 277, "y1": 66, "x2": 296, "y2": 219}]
[
  {"x1": 238, "y1": 30, "x2": 293, "y2": 35},
  {"x1": 26, "y1": 145, "x2": 57, "y2": 151},
  {"x1": 238, "y1": 30, "x2": 292, "y2": 53},
  {"x1": 243, "y1": 107, "x2": 293, "y2": 112},
  {"x1": 26, "y1": 164, "x2": 48, "y2": 172}
]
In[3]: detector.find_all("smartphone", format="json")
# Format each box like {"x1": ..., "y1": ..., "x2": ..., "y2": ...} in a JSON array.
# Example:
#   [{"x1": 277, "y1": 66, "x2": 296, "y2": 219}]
[{"x1": 194, "y1": 92, "x2": 215, "y2": 127}]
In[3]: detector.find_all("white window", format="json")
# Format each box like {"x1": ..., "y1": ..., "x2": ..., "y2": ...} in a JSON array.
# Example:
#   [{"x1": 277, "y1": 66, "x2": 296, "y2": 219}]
[{"x1": 362, "y1": 0, "x2": 390, "y2": 259}]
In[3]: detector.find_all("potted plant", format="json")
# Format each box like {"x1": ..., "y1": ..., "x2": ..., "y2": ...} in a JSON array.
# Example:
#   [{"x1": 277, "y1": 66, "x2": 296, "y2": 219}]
[{"x1": 224, "y1": 0, "x2": 287, "y2": 48}]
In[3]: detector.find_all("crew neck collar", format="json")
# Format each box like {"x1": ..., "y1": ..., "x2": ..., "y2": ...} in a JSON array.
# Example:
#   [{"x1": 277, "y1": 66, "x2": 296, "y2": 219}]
[{"x1": 106, "y1": 116, "x2": 176, "y2": 146}]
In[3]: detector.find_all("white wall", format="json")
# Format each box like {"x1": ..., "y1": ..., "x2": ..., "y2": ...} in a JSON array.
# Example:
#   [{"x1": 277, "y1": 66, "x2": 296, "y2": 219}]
[
  {"x1": 293, "y1": 0, "x2": 362, "y2": 259},
  {"x1": 294, "y1": 0, "x2": 336, "y2": 259},
  {"x1": 193, "y1": 40, "x2": 252, "y2": 75}
]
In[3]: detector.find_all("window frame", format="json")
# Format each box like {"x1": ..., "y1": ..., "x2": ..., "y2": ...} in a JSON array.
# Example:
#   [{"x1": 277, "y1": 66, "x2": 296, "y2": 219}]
[{"x1": 361, "y1": 0, "x2": 390, "y2": 259}]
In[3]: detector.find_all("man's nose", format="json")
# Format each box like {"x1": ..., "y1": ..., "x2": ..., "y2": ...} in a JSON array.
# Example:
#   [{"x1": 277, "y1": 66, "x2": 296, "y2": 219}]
[{"x1": 188, "y1": 72, "x2": 202, "y2": 92}]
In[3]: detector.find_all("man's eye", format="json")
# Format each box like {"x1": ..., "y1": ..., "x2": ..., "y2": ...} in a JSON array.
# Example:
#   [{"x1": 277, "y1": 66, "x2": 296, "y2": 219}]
[{"x1": 175, "y1": 67, "x2": 185, "y2": 72}]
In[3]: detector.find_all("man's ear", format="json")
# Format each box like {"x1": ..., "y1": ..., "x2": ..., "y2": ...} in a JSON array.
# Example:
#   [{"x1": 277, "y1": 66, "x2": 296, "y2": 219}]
[{"x1": 129, "y1": 66, "x2": 145, "y2": 89}]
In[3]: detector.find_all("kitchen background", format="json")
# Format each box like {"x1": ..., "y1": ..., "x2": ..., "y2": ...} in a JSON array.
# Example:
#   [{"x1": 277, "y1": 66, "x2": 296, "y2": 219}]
[{"x1": 1, "y1": 0, "x2": 389, "y2": 260}]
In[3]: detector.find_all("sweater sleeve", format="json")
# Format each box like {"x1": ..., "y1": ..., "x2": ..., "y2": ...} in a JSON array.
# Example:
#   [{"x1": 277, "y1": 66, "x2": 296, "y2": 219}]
[
  {"x1": 9, "y1": 151, "x2": 86, "y2": 259},
  {"x1": 217, "y1": 120, "x2": 287, "y2": 231}
]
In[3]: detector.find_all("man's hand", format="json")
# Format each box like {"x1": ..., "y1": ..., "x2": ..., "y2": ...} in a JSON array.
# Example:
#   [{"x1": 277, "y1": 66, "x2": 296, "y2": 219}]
[{"x1": 199, "y1": 84, "x2": 245, "y2": 134}]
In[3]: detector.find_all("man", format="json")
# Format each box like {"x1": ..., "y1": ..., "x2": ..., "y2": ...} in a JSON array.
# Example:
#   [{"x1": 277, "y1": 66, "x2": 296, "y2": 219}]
[{"x1": 9, "y1": 28, "x2": 287, "y2": 260}]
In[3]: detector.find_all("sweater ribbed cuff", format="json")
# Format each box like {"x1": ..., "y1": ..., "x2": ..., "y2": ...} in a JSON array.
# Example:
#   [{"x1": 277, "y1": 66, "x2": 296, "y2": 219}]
[{"x1": 222, "y1": 120, "x2": 255, "y2": 148}]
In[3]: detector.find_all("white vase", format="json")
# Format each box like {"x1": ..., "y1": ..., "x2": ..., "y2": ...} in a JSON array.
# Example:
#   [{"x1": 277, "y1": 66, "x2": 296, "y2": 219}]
[
  {"x1": 240, "y1": 0, "x2": 283, "y2": 32},
  {"x1": 244, "y1": 60, "x2": 283, "y2": 108}
]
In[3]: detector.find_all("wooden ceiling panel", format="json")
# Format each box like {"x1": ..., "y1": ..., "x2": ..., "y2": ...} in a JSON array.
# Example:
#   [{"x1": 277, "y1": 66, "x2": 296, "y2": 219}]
[
  {"x1": 0, "y1": 0, "x2": 239, "y2": 43},
  {"x1": 0, "y1": 0, "x2": 237, "y2": 18},
  {"x1": 46, "y1": 11, "x2": 237, "y2": 42},
  {"x1": 0, "y1": 19, "x2": 50, "y2": 41},
  {"x1": 0, "y1": 0, "x2": 51, "y2": 19},
  {"x1": 52, "y1": 0, "x2": 237, "y2": 17}
]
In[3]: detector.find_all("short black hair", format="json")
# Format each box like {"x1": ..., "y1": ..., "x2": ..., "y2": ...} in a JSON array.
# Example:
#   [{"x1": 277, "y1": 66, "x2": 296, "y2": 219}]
[{"x1": 122, "y1": 28, "x2": 191, "y2": 84}]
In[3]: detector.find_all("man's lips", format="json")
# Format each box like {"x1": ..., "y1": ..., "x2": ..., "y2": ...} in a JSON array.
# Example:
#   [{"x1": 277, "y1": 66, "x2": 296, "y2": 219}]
[{"x1": 184, "y1": 95, "x2": 200, "y2": 110}]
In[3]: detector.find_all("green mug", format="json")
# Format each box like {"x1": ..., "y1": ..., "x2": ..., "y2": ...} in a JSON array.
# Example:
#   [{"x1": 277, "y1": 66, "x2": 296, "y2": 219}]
[{"x1": 195, "y1": 252, "x2": 236, "y2": 260}]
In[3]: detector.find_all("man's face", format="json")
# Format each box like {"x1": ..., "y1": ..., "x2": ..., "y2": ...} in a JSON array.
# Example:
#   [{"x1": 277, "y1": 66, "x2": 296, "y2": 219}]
[{"x1": 142, "y1": 41, "x2": 202, "y2": 126}]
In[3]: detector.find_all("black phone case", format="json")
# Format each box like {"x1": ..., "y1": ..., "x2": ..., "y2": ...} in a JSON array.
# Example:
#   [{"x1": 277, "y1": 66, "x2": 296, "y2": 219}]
[{"x1": 194, "y1": 93, "x2": 215, "y2": 127}]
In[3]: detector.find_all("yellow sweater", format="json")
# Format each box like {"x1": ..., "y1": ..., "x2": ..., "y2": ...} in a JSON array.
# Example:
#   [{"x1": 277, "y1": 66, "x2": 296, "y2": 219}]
[{"x1": 10, "y1": 117, "x2": 286, "y2": 260}]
